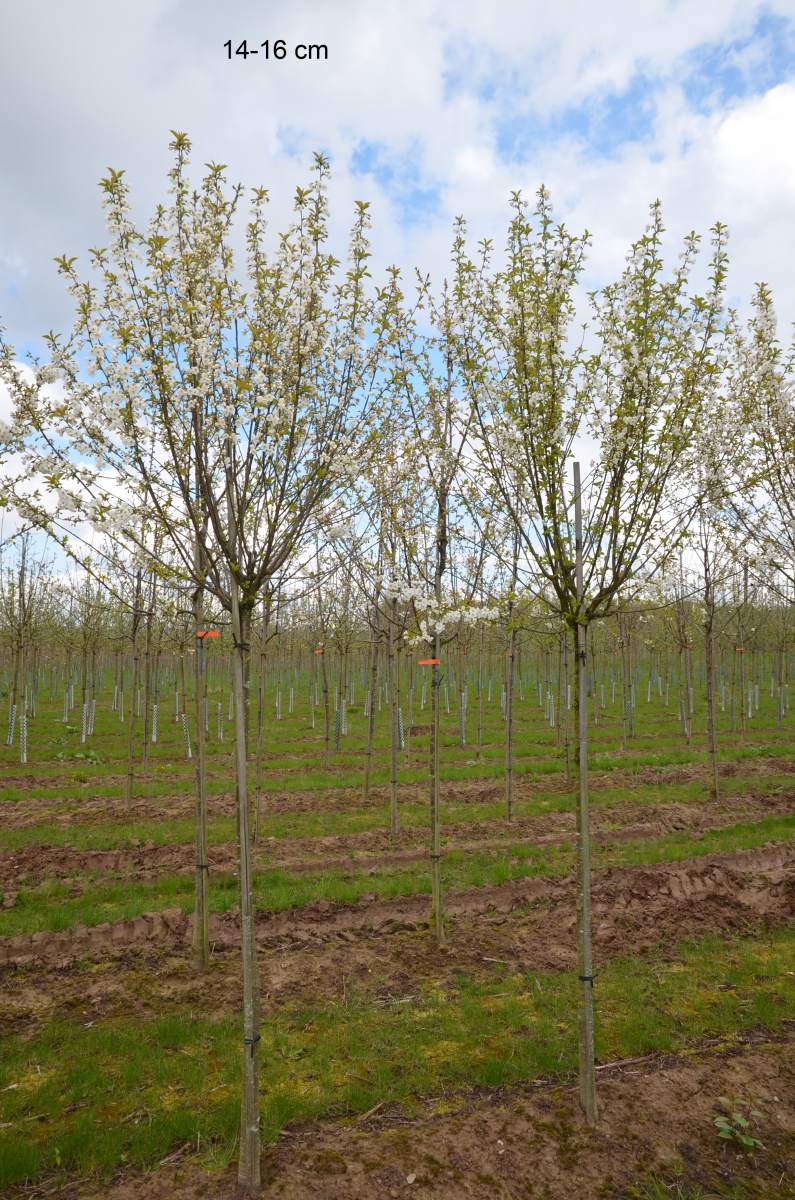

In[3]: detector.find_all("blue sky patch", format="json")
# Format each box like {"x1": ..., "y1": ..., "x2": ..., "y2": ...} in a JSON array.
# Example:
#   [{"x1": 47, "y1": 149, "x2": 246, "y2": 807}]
[
  {"x1": 350, "y1": 139, "x2": 442, "y2": 227},
  {"x1": 683, "y1": 10, "x2": 795, "y2": 112},
  {"x1": 495, "y1": 72, "x2": 660, "y2": 164}
]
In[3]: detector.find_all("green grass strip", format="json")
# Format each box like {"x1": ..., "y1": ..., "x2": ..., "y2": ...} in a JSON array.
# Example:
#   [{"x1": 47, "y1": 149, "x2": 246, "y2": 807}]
[
  {"x1": 1, "y1": 921, "x2": 794, "y2": 1188},
  {"x1": 3, "y1": 811, "x2": 795, "y2": 938}
]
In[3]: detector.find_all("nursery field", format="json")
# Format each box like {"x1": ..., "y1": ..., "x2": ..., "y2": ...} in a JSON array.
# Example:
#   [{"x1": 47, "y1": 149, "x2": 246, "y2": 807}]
[{"x1": 2, "y1": 679, "x2": 795, "y2": 1200}]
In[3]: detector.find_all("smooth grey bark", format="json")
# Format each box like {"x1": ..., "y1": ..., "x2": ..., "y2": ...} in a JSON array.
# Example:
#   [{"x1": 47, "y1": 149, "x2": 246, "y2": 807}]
[
  {"x1": 387, "y1": 596, "x2": 400, "y2": 838},
  {"x1": 505, "y1": 532, "x2": 519, "y2": 820},
  {"x1": 562, "y1": 627, "x2": 572, "y2": 783},
  {"x1": 230, "y1": 578, "x2": 261, "y2": 1195},
  {"x1": 124, "y1": 571, "x2": 143, "y2": 811},
  {"x1": 573, "y1": 461, "x2": 597, "y2": 1124},
  {"x1": 429, "y1": 480, "x2": 448, "y2": 948},
  {"x1": 141, "y1": 576, "x2": 154, "y2": 770},
  {"x1": 702, "y1": 543, "x2": 720, "y2": 803},
  {"x1": 363, "y1": 566, "x2": 383, "y2": 803},
  {"x1": 253, "y1": 591, "x2": 273, "y2": 843},
  {"x1": 476, "y1": 615, "x2": 484, "y2": 760},
  {"x1": 430, "y1": 632, "x2": 444, "y2": 945},
  {"x1": 192, "y1": 571, "x2": 209, "y2": 970}
]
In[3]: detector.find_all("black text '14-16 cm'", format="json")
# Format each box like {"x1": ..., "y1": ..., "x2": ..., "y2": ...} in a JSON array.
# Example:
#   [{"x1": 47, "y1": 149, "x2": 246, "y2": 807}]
[{"x1": 224, "y1": 40, "x2": 328, "y2": 61}]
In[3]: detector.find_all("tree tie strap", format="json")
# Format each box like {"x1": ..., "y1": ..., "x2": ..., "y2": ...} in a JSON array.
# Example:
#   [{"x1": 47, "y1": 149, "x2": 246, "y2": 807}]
[{"x1": 243, "y1": 1034, "x2": 261, "y2": 1057}]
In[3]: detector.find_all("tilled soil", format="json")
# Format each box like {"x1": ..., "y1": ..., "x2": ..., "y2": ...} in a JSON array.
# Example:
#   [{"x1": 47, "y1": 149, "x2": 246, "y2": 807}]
[
  {"x1": 3, "y1": 786, "x2": 794, "y2": 891},
  {"x1": 4, "y1": 844, "x2": 794, "y2": 1031},
  {"x1": 31, "y1": 1026, "x2": 795, "y2": 1199},
  {"x1": 5, "y1": 754, "x2": 793, "y2": 829},
  {"x1": 4, "y1": 754, "x2": 795, "y2": 1198}
]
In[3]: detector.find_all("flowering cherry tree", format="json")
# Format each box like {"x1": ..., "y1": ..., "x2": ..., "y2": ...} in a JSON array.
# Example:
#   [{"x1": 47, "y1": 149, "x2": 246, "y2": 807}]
[
  {"x1": 0, "y1": 133, "x2": 387, "y2": 1197},
  {"x1": 723, "y1": 285, "x2": 795, "y2": 587},
  {"x1": 455, "y1": 188, "x2": 729, "y2": 1122},
  {"x1": 382, "y1": 265, "x2": 489, "y2": 947}
]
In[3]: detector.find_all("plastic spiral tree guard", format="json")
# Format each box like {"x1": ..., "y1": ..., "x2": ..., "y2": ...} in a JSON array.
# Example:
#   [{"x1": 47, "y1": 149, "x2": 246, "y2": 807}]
[{"x1": 181, "y1": 711, "x2": 192, "y2": 759}]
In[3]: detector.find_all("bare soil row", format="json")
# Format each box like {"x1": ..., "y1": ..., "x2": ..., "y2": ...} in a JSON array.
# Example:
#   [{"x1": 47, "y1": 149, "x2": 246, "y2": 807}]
[
  {"x1": 3, "y1": 784, "x2": 794, "y2": 894},
  {"x1": 3, "y1": 843, "x2": 794, "y2": 1036},
  {"x1": 4, "y1": 754, "x2": 793, "y2": 828},
  {"x1": 20, "y1": 1026, "x2": 794, "y2": 1200}
]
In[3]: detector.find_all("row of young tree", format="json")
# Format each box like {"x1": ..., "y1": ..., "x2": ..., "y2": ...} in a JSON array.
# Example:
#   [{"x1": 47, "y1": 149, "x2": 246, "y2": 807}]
[
  {"x1": 1, "y1": 135, "x2": 793, "y2": 1191},
  {"x1": 2, "y1": 534, "x2": 792, "y2": 773}
]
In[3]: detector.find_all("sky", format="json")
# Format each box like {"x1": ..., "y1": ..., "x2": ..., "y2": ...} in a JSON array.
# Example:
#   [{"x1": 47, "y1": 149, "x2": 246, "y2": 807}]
[
  {"x1": 1, "y1": 0, "x2": 794, "y2": 571},
  {"x1": 2, "y1": 0, "x2": 795, "y2": 360}
]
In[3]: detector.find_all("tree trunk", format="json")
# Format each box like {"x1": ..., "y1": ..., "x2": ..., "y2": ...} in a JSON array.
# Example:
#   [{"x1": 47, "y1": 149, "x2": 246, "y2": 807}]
[
  {"x1": 573, "y1": 462, "x2": 597, "y2": 1125},
  {"x1": 125, "y1": 646, "x2": 140, "y2": 810},
  {"x1": 230, "y1": 583, "x2": 261, "y2": 1196},
  {"x1": 430, "y1": 632, "x2": 444, "y2": 946},
  {"x1": 619, "y1": 616, "x2": 630, "y2": 751},
  {"x1": 192, "y1": 586, "x2": 209, "y2": 970},
  {"x1": 141, "y1": 580, "x2": 154, "y2": 770},
  {"x1": 429, "y1": 476, "x2": 448, "y2": 949},
  {"x1": 363, "y1": 586, "x2": 381, "y2": 802},
  {"x1": 124, "y1": 571, "x2": 143, "y2": 809},
  {"x1": 563, "y1": 627, "x2": 572, "y2": 782},
  {"x1": 703, "y1": 552, "x2": 720, "y2": 803},
  {"x1": 505, "y1": 535, "x2": 519, "y2": 820},
  {"x1": 254, "y1": 594, "x2": 271, "y2": 843},
  {"x1": 477, "y1": 616, "x2": 484, "y2": 760},
  {"x1": 387, "y1": 597, "x2": 399, "y2": 838},
  {"x1": 321, "y1": 650, "x2": 331, "y2": 768},
  {"x1": 7, "y1": 643, "x2": 20, "y2": 744},
  {"x1": 505, "y1": 625, "x2": 517, "y2": 821}
]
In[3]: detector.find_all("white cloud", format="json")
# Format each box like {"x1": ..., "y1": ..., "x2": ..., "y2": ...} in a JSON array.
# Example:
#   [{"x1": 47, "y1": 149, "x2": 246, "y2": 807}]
[
  {"x1": 1, "y1": 0, "x2": 794, "y2": 348},
  {"x1": 715, "y1": 82, "x2": 795, "y2": 212}
]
